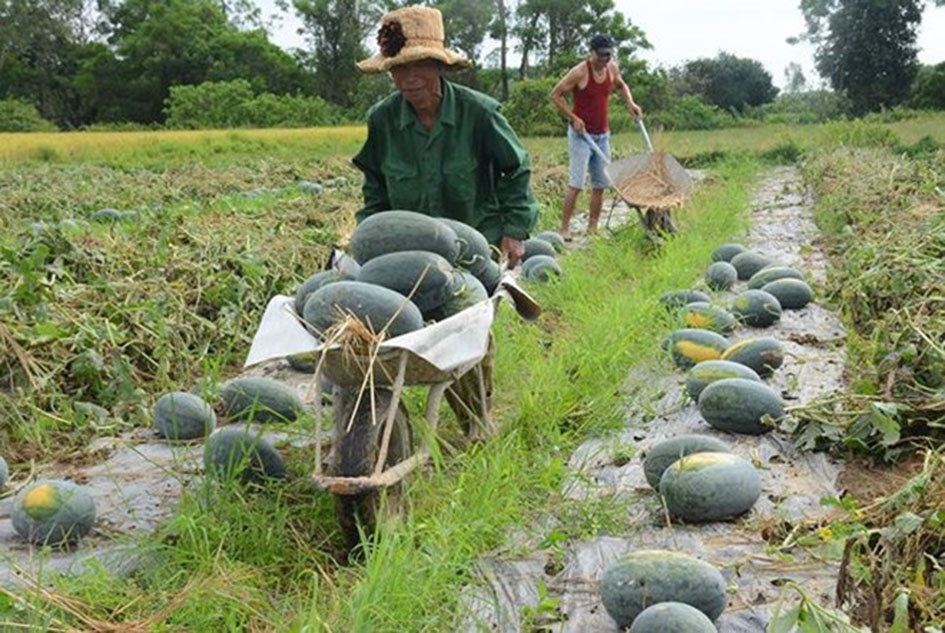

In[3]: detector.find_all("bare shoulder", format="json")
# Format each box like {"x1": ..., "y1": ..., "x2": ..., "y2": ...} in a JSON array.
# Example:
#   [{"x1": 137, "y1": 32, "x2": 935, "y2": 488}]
[
  {"x1": 554, "y1": 61, "x2": 588, "y2": 92},
  {"x1": 609, "y1": 60, "x2": 626, "y2": 84}
]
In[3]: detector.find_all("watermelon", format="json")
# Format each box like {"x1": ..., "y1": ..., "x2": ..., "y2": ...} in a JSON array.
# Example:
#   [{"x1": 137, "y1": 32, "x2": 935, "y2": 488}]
[
  {"x1": 534, "y1": 230, "x2": 566, "y2": 252},
  {"x1": 731, "y1": 289, "x2": 782, "y2": 327},
  {"x1": 721, "y1": 337, "x2": 785, "y2": 378},
  {"x1": 730, "y1": 251, "x2": 773, "y2": 280},
  {"x1": 438, "y1": 218, "x2": 493, "y2": 276},
  {"x1": 629, "y1": 602, "x2": 717, "y2": 633},
  {"x1": 685, "y1": 360, "x2": 762, "y2": 401},
  {"x1": 747, "y1": 265, "x2": 805, "y2": 290},
  {"x1": 220, "y1": 377, "x2": 304, "y2": 424},
  {"x1": 297, "y1": 180, "x2": 323, "y2": 194},
  {"x1": 600, "y1": 550, "x2": 727, "y2": 626},
  {"x1": 153, "y1": 391, "x2": 216, "y2": 440},
  {"x1": 356, "y1": 250, "x2": 457, "y2": 314},
  {"x1": 642, "y1": 434, "x2": 732, "y2": 489},
  {"x1": 203, "y1": 427, "x2": 287, "y2": 483},
  {"x1": 349, "y1": 210, "x2": 459, "y2": 264},
  {"x1": 294, "y1": 270, "x2": 352, "y2": 315},
  {"x1": 660, "y1": 290, "x2": 711, "y2": 311},
  {"x1": 762, "y1": 278, "x2": 813, "y2": 310},
  {"x1": 426, "y1": 271, "x2": 489, "y2": 320},
  {"x1": 711, "y1": 243, "x2": 747, "y2": 262},
  {"x1": 661, "y1": 329, "x2": 730, "y2": 369},
  {"x1": 476, "y1": 259, "x2": 502, "y2": 295},
  {"x1": 704, "y1": 261, "x2": 737, "y2": 291},
  {"x1": 522, "y1": 238, "x2": 557, "y2": 262},
  {"x1": 12, "y1": 479, "x2": 96, "y2": 546},
  {"x1": 660, "y1": 452, "x2": 762, "y2": 522},
  {"x1": 698, "y1": 378, "x2": 784, "y2": 434},
  {"x1": 522, "y1": 255, "x2": 562, "y2": 283},
  {"x1": 302, "y1": 281, "x2": 424, "y2": 339},
  {"x1": 90, "y1": 208, "x2": 123, "y2": 223},
  {"x1": 678, "y1": 302, "x2": 738, "y2": 334}
]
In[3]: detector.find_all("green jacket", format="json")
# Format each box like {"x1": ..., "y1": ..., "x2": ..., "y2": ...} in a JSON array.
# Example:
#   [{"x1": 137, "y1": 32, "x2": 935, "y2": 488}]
[{"x1": 352, "y1": 79, "x2": 539, "y2": 246}]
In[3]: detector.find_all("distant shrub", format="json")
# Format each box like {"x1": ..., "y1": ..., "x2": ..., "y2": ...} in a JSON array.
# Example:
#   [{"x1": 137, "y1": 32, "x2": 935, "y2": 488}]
[
  {"x1": 164, "y1": 80, "x2": 342, "y2": 129},
  {"x1": 80, "y1": 122, "x2": 163, "y2": 132},
  {"x1": 861, "y1": 108, "x2": 920, "y2": 124},
  {"x1": 820, "y1": 119, "x2": 898, "y2": 148},
  {"x1": 0, "y1": 99, "x2": 57, "y2": 132},
  {"x1": 896, "y1": 134, "x2": 941, "y2": 159},
  {"x1": 751, "y1": 90, "x2": 848, "y2": 125},
  {"x1": 502, "y1": 78, "x2": 563, "y2": 137},
  {"x1": 648, "y1": 95, "x2": 733, "y2": 131},
  {"x1": 909, "y1": 62, "x2": 945, "y2": 110}
]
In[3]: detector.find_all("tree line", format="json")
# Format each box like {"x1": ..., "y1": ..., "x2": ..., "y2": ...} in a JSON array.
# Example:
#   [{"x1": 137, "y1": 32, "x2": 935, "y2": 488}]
[{"x1": 0, "y1": 0, "x2": 943, "y2": 132}]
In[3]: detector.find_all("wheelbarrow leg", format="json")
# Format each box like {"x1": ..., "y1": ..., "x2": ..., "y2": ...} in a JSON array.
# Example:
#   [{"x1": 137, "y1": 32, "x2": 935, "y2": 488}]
[
  {"x1": 328, "y1": 384, "x2": 412, "y2": 555},
  {"x1": 444, "y1": 336, "x2": 496, "y2": 442}
]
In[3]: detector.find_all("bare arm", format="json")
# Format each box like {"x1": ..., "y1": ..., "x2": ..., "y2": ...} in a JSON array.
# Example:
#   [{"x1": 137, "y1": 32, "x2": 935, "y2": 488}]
[
  {"x1": 611, "y1": 62, "x2": 643, "y2": 118},
  {"x1": 549, "y1": 64, "x2": 588, "y2": 134}
]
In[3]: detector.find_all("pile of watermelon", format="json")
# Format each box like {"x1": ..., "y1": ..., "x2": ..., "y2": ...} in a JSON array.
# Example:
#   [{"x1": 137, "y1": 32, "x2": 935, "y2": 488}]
[
  {"x1": 295, "y1": 211, "x2": 564, "y2": 342},
  {"x1": 597, "y1": 243, "x2": 818, "y2": 629}
]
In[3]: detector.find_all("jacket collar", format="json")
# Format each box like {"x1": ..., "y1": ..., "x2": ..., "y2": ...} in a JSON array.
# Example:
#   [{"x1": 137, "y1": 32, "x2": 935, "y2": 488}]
[{"x1": 397, "y1": 78, "x2": 456, "y2": 130}]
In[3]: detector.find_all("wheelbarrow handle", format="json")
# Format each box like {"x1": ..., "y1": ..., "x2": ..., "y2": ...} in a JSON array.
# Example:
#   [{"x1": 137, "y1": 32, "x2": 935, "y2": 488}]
[{"x1": 635, "y1": 117, "x2": 654, "y2": 153}]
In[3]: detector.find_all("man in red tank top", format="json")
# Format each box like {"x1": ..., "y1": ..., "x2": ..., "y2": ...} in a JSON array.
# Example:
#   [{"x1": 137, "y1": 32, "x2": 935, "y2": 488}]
[{"x1": 550, "y1": 34, "x2": 643, "y2": 240}]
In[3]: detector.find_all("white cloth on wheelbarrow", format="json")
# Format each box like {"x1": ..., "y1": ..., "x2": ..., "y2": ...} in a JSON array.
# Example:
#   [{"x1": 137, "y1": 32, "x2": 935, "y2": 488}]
[{"x1": 243, "y1": 294, "x2": 494, "y2": 383}]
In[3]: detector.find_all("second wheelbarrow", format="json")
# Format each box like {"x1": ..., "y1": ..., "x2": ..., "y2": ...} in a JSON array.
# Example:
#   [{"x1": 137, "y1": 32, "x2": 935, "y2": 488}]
[{"x1": 583, "y1": 118, "x2": 693, "y2": 236}]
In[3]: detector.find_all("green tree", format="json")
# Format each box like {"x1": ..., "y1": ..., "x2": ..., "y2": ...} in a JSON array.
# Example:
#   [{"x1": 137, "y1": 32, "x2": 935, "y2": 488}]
[
  {"x1": 0, "y1": 0, "x2": 91, "y2": 126},
  {"x1": 910, "y1": 62, "x2": 945, "y2": 109},
  {"x1": 291, "y1": 0, "x2": 383, "y2": 108},
  {"x1": 511, "y1": 0, "x2": 649, "y2": 78},
  {"x1": 96, "y1": 0, "x2": 310, "y2": 123},
  {"x1": 678, "y1": 53, "x2": 779, "y2": 113},
  {"x1": 797, "y1": 0, "x2": 944, "y2": 115}
]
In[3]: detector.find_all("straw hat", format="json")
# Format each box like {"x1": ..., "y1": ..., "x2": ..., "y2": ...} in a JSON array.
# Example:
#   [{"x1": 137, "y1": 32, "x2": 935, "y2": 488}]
[{"x1": 356, "y1": 6, "x2": 470, "y2": 74}]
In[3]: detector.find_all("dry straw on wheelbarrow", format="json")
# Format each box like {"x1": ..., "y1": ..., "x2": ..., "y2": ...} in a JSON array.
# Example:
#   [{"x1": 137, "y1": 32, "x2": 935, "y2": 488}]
[
  {"x1": 605, "y1": 118, "x2": 692, "y2": 209},
  {"x1": 608, "y1": 147, "x2": 690, "y2": 209}
]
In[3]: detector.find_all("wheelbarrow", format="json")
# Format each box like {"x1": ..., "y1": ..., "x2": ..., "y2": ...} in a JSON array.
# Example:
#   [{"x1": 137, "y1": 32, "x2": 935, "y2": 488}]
[
  {"x1": 582, "y1": 118, "x2": 692, "y2": 237},
  {"x1": 243, "y1": 269, "x2": 540, "y2": 551}
]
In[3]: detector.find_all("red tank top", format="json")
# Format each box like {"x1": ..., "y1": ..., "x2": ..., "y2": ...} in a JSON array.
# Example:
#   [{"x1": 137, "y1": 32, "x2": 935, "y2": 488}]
[{"x1": 573, "y1": 61, "x2": 613, "y2": 134}]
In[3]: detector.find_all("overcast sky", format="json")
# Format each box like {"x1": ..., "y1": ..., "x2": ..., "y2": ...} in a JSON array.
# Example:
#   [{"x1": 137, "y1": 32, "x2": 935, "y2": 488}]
[{"x1": 259, "y1": 1, "x2": 945, "y2": 90}]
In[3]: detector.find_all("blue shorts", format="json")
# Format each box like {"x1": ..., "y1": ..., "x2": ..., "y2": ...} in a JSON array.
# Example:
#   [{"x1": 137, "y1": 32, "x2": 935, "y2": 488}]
[{"x1": 568, "y1": 127, "x2": 611, "y2": 190}]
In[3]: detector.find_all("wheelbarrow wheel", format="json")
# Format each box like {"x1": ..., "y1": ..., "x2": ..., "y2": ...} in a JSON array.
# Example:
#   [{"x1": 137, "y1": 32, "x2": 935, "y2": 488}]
[{"x1": 329, "y1": 386, "x2": 412, "y2": 554}]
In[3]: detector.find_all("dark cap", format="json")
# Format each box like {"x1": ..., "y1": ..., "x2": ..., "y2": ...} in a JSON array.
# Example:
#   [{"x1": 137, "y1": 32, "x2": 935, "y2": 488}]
[{"x1": 590, "y1": 34, "x2": 614, "y2": 54}]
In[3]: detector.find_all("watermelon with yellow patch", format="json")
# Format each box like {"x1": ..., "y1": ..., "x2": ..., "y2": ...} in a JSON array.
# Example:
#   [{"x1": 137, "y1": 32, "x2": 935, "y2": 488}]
[
  {"x1": 11, "y1": 479, "x2": 97, "y2": 546},
  {"x1": 659, "y1": 452, "x2": 762, "y2": 522},
  {"x1": 661, "y1": 329, "x2": 730, "y2": 369},
  {"x1": 678, "y1": 302, "x2": 738, "y2": 334},
  {"x1": 721, "y1": 337, "x2": 785, "y2": 378}
]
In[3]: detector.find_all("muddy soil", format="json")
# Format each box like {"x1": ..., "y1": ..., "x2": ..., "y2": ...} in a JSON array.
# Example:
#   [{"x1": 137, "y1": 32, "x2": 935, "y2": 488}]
[{"x1": 461, "y1": 167, "x2": 849, "y2": 632}]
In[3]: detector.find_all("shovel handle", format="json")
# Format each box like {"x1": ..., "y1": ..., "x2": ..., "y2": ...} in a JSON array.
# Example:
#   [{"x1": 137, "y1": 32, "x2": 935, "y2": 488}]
[
  {"x1": 580, "y1": 132, "x2": 610, "y2": 165},
  {"x1": 636, "y1": 117, "x2": 654, "y2": 153}
]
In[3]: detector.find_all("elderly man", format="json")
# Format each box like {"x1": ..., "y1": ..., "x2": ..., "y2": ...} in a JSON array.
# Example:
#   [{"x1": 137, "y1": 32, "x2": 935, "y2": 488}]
[
  {"x1": 353, "y1": 5, "x2": 539, "y2": 268},
  {"x1": 352, "y1": 5, "x2": 540, "y2": 440}
]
